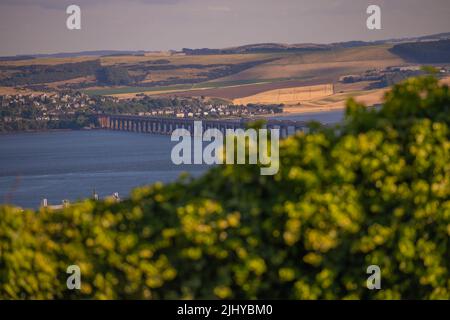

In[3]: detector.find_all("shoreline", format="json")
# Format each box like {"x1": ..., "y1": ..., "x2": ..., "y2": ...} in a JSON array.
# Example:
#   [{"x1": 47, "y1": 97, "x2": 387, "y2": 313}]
[
  {"x1": 0, "y1": 127, "x2": 99, "y2": 135},
  {"x1": 0, "y1": 107, "x2": 346, "y2": 135},
  {"x1": 282, "y1": 104, "x2": 347, "y2": 114}
]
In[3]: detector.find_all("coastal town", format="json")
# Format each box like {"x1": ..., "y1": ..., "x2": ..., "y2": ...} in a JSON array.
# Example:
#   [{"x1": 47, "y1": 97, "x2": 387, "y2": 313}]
[{"x1": 0, "y1": 92, "x2": 283, "y2": 132}]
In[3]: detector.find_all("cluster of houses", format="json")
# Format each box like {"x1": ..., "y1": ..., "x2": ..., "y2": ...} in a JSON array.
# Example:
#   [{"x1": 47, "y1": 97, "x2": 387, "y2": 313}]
[
  {"x1": 136, "y1": 103, "x2": 282, "y2": 119},
  {"x1": 0, "y1": 92, "x2": 100, "y2": 122},
  {"x1": 1, "y1": 91, "x2": 282, "y2": 125}
]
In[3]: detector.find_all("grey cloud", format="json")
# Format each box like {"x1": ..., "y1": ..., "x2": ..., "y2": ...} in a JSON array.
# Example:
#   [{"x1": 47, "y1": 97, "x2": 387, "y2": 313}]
[
  {"x1": 1, "y1": 0, "x2": 182, "y2": 9},
  {"x1": 0, "y1": 0, "x2": 449, "y2": 56}
]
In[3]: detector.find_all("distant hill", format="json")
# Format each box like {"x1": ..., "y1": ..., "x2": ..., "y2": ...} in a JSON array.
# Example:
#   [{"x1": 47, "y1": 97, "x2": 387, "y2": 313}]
[
  {"x1": 1, "y1": 32, "x2": 449, "y2": 96},
  {"x1": 2, "y1": 32, "x2": 450, "y2": 59},
  {"x1": 182, "y1": 43, "x2": 331, "y2": 55},
  {"x1": 389, "y1": 40, "x2": 450, "y2": 63},
  {"x1": 386, "y1": 32, "x2": 450, "y2": 44},
  {"x1": 0, "y1": 50, "x2": 147, "y2": 60},
  {"x1": 0, "y1": 55, "x2": 35, "y2": 62},
  {"x1": 31, "y1": 50, "x2": 147, "y2": 58},
  {"x1": 181, "y1": 32, "x2": 450, "y2": 55}
]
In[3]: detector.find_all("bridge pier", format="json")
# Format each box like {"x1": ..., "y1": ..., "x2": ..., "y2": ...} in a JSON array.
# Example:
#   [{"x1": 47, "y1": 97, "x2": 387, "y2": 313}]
[{"x1": 98, "y1": 115, "x2": 311, "y2": 138}]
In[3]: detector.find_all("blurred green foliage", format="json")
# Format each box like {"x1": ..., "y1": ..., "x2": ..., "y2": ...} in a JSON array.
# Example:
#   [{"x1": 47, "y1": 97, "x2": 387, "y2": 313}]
[{"x1": 0, "y1": 75, "x2": 449, "y2": 299}]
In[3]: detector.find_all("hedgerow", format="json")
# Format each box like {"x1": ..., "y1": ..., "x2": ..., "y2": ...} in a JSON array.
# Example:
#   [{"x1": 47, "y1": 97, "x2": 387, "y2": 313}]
[{"x1": 0, "y1": 75, "x2": 449, "y2": 299}]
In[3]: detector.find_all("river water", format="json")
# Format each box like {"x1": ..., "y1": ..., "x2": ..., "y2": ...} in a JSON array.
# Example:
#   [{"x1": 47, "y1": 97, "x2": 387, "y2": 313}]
[{"x1": 0, "y1": 110, "x2": 344, "y2": 208}]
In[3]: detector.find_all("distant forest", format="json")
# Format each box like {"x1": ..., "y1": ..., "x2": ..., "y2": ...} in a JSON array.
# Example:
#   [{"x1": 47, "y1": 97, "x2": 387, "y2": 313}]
[
  {"x1": 0, "y1": 55, "x2": 35, "y2": 62},
  {"x1": 390, "y1": 40, "x2": 450, "y2": 63},
  {"x1": 0, "y1": 60, "x2": 101, "y2": 86}
]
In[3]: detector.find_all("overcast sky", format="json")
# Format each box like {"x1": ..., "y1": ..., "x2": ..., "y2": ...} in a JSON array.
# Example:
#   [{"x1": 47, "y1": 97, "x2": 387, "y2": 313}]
[{"x1": 0, "y1": 0, "x2": 449, "y2": 56}]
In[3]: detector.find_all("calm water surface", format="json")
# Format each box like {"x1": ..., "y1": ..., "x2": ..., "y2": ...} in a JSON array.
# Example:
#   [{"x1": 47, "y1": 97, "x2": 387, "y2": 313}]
[
  {"x1": 270, "y1": 109, "x2": 344, "y2": 123},
  {"x1": 0, "y1": 110, "x2": 344, "y2": 208},
  {"x1": 0, "y1": 130, "x2": 207, "y2": 208}
]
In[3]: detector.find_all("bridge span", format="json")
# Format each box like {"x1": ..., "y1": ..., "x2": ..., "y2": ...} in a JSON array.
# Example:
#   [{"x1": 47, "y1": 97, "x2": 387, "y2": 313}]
[{"x1": 97, "y1": 114, "x2": 310, "y2": 138}]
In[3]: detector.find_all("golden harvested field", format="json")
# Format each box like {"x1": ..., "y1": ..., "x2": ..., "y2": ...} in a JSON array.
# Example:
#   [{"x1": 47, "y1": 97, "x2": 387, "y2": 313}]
[
  {"x1": 282, "y1": 76, "x2": 450, "y2": 114},
  {"x1": 441, "y1": 76, "x2": 450, "y2": 86},
  {"x1": 100, "y1": 53, "x2": 276, "y2": 66},
  {"x1": 44, "y1": 76, "x2": 96, "y2": 89},
  {"x1": 148, "y1": 78, "x2": 338, "y2": 100},
  {"x1": 215, "y1": 45, "x2": 406, "y2": 83},
  {"x1": 1, "y1": 45, "x2": 440, "y2": 105},
  {"x1": 0, "y1": 52, "x2": 275, "y2": 68},
  {"x1": 314, "y1": 88, "x2": 387, "y2": 106},
  {"x1": 233, "y1": 84, "x2": 334, "y2": 105},
  {"x1": 0, "y1": 86, "x2": 46, "y2": 95},
  {"x1": 98, "y1": 45, "x2": 406, "y2": 97},
  {"x1": 280, "y1": 88, "x2": 387, "y2": 114}
]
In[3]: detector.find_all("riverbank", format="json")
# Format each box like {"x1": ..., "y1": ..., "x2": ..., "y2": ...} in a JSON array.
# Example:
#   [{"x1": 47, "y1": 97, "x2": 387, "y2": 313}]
[
  {"x1": 0, "y1": 108, "x2": 341, "y2": 135},
  {"x1": 0, "y1": 127, "x2": 99, "y2": 135}
]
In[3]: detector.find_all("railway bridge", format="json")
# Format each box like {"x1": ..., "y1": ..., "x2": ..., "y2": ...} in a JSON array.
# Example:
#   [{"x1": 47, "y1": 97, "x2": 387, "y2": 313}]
[{"x1": 97, "y1": 114, "x2": 311, "y2": 138}]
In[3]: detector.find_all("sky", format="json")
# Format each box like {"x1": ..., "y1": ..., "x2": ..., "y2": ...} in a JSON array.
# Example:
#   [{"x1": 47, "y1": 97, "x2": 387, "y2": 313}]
[{"x1": 0, "y1": 0, "x2": 449, "y2": 56}]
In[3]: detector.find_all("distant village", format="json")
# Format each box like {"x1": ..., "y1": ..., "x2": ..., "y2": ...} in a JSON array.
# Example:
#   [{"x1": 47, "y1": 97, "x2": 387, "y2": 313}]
[
  {"x1": 0, "y1": 92, "x2": 96, "y2": 123},
  {"x1": 0, "y1": 91, "x2": 283, "y2": 132},
  {"x1": 133, "y1": 102, "x2": 282, "y2": 119}
]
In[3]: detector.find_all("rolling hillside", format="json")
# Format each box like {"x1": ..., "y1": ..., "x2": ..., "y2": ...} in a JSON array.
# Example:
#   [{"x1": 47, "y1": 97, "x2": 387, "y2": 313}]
[
  {"x1": 96, "y1": 44, "x2": 409, "y2": 100},
  {"x1": 1, "y1": 35, "x2": 449, "y2": 101},
  {"x1": 213, "y1": 45, "x2": 405, "y2": 83},
  {"x1": 233, "y1": 84, "x2": 334, "y2": 105}
]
